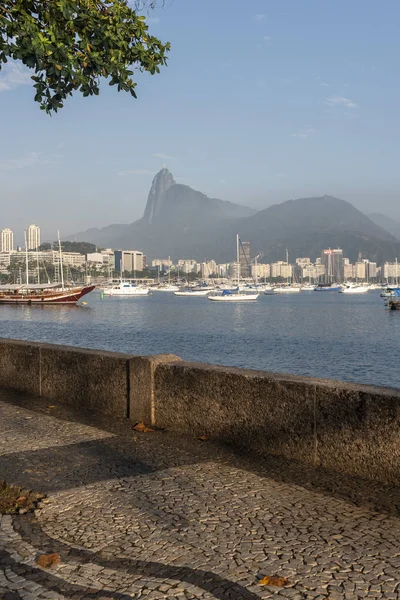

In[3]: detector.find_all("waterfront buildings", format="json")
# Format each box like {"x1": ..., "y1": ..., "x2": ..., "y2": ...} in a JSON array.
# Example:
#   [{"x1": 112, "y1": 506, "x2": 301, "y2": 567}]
[
  {"x1": 322, "y1": 248, "x2": 344, "y2": 283},
  {"x1": 25, "y1": 224, "x2": 41, "y2": 250},
  {"x1": 0, "y1": 229, "x2": 13, "y2": 252},
  {"x1": 114, "y1": 250, "x2": 146, "y2": 274},
  {"x1": 270, "y1": 261, "x2": 293, "y2": 279}
]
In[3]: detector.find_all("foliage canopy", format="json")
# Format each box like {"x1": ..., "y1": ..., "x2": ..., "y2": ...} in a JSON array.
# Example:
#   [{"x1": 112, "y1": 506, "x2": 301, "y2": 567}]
[{"x1": 0, "y1": 1, "x2": 170, "y2": 113}]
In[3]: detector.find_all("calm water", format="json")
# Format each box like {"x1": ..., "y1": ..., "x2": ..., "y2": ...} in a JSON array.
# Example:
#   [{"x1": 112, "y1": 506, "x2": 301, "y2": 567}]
[{"x1": 0, "y1": 290, "x2": 399, "y2": 388}]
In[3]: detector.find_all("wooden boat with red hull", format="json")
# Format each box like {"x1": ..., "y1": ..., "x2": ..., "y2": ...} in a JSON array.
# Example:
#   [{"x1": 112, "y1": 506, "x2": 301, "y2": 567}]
[{"x1": 0, "y1": 283, "x2": 96, "y2": 305}]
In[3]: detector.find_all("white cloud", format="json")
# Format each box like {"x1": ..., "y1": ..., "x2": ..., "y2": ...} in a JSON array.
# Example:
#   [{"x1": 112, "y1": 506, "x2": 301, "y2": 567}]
[
  {"x1": 0, "y1": 152, "x2": 57, "y2": 171},
  {"x1": 152, "y1": 153, "x2": 173, "y2": 160},
  {"x1": 118, "y1": 169, "x2": 154, "y2": 176},
  {"x1": 255, "y1": 14, "x2": 266, "y2": 21},
  {"x1": 263, "y1": 36, "x2": 272, "y2": 43},
  {"x1": 325, "y1": 96, "x2": 358, "y2": 108},
  {"x1": 319, "y1": 81, "x2": 329, "y2": 87},
  {"x1": 0, "y1": 61, "x2": 31, "y2": 92},
  {"x1": 291, "y1": 129, "x2": 315, "y2": 139}
]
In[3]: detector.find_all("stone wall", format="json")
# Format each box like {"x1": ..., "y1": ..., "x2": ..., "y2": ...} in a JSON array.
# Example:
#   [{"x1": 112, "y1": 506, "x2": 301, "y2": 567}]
[{"x1": 1, "y1": 337, "x2": 400, "y2": 484}]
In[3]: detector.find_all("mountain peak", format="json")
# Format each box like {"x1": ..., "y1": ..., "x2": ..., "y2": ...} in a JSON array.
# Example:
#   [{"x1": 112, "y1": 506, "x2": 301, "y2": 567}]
[{"x1": 143, "y1": 167, "x2": 176, "y2": 224}]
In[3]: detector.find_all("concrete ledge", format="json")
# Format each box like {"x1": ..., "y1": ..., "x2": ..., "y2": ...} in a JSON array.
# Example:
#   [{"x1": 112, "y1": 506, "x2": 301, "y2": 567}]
[
  {"x1": 129, "y1": 354, "x2": 182, "y2": 424},
  {"x1": 1, "y1": 338, "x2": 400, "y2": 484},
  {"x1": 154, "y1": 361, "x2": 400, "y2": 484},
  {"x1": 39, "y1": 343, "x2": 135, "y2": 417},
  {"x1": 0, "y1": 339, "x2": 41, "y2": 395}
]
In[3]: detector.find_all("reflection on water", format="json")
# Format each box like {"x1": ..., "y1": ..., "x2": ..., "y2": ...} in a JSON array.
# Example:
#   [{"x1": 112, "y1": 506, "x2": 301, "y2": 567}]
[{"x1": 0, "y1": 290, "x2": 399, "y2": 388}]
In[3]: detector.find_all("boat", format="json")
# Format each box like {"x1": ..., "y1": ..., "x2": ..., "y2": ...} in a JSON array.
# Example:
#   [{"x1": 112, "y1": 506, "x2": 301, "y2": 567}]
[
  {"x1": 381, "y1": 288, "x2": 395, "y2": 298},
  {"x1": 273, "y1": 285, "x2": 301, "y2": 294},
  {"x1": 314, "y1": 283, "x2": 342, "y2": 292},
  {"x1": 340, "y1": 285, "x2": 369, "y2": 294},
  {"x1": 208, "y1": 235, "x2": 259, "y2": 302},
  {"x1": 208, "y1": 288, "x2": 259, "y2": 301},
  {"x1": 384, "y1": 287, "x2": 400, "y2": 309},
  {"x1": 301, "y1": 284, "x2": 315, "y2": 291},
  {"x1": 0, "y1": 229, "x2": 95, "y2": 305},
  {"x1": 103, "y1": 281, "x2": 149, "y2": 296},
  {"x1": 154, "y1": 284, "x2": 180, "y2": 292},
  {"x1": 273, "y1": 250, "x2": 301, "y2": 293},
  {"x1": 174, "y1": 288, "x2": 210, "y2": 296},
  {"x1": 0, "y1": 283, "x2": 95, "y2": 305}
]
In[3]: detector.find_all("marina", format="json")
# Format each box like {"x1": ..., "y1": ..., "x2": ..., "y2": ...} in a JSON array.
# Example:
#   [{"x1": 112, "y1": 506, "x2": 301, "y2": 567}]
[{"x1": 0, "y1": 288, "x2": 399, "y2": 389}]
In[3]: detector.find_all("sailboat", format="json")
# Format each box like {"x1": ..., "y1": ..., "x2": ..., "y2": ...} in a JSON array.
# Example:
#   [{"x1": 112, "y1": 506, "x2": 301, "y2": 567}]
[
  {"x1": 0, "y1": 231, "x2": 95, "y2": 305},
  {"x1": 208, "y1": 236, "x2": 259, "y2": 302},
  {"x1": 273, "y1": 249, "x2": 301, "y2": 293},
  {"x1": 153, "y1": 257, "x2": 180, "y2": 292}
]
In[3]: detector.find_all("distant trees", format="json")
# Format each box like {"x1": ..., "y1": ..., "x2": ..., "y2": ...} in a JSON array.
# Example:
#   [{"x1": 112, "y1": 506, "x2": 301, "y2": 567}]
[{"x1": 0, "y1": 1, "x2": 170, "y2": 113}]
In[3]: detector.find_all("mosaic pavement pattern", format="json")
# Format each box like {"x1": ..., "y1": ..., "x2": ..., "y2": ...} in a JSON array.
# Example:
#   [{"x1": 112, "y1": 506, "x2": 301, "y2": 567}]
[{"x1": 1, "y1": 390, "x2": 400, "y2": 599}]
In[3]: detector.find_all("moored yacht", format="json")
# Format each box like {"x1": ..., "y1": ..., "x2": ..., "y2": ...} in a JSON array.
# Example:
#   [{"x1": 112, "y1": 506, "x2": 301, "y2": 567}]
[{"x1": 103, "y1": 282, "x2": 149, "y2": 296}]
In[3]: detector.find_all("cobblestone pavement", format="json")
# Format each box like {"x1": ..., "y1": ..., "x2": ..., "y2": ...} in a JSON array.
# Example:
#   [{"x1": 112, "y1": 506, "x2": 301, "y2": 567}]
[{"x1": 1, "y1": 390, "x2": 400, "y2": 599}]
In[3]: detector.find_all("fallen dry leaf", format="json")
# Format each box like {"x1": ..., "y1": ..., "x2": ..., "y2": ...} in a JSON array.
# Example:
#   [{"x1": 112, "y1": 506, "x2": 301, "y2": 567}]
[
  {"x1": 259, "y1": 575, "x2": 289, "y2": 587},
  {"x1": 36, "y1": 553, "x2": 61, "y2": 568},
  {"x1": 198, "y1": 435, "x2": 209, "y2": 441},
  {"x1": 132, "y1": 421, "x2": 155, "y2": 433},
  {"x1": 48, "y1": 406, "x2": 56, "y2": 409},
  {"x1": 16, "y1": 496, "x2": 27, "y2": 504}
]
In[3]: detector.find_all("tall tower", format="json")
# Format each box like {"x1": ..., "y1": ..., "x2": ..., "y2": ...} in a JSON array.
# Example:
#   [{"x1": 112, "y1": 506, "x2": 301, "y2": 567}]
[
  {"x1": 0, "y1": 228, "x2": 13, "y2": 252},
  {"x1": 25, "y1": 224, "x2": 41, "y2": 250},
  {"x1": 239, "y1": 241, "x2": 251, "y2": 277}
]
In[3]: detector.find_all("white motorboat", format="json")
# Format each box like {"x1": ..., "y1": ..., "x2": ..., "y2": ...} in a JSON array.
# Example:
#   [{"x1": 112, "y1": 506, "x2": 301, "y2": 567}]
[
  {"x1": 339, "y1": 285, "x2": 369, "y2": 294},
  {"x1": 103, "y1": 282, "x2": 149, "y2": 296},
  {"x1": 273, "y1": 286, "x2": 301, "y2": 294},
  {"x1": 301, "y1": 284, "x2": 315, "y2": 291}
]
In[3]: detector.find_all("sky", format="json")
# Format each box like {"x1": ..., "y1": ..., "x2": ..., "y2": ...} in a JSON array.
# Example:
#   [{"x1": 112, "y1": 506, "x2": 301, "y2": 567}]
[{"x1": 1, "y1": 0, "x2": 400, "y2": 242}]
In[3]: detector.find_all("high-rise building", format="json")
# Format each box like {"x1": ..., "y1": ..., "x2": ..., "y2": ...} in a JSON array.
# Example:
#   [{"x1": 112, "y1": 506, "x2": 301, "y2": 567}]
[
  {"x1": 0, "y1": 228, "x2": 13, "y2": 252},
  {"x1": 25, "y1": 224, "x2": 41, "y2": 250},
  {"x1": 238, "y1": 240, "x2": 251, "y2": 277},
  {"x1": 321, "y1": 248, "x2": 344, "y2": 282},
  {"x1": 114, "y1": 250, "x2": 145, "y2": 274}
]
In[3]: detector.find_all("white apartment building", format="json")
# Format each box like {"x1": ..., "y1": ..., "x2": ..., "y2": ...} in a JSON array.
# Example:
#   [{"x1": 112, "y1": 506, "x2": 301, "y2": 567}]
[
  {"x1": 25, "y1": 224, "x2": 41, "y2": 250},
  {"x1": 9, "y1": 250, "x2": 85, "y2": 268},
  {"x1": 115, "y1": 250, "x2": 145, "y2": 273},
  {"x1": 200, "y1": 260, "x2": 217, "y2": 278},
  {"x1": 177, "y1": 259, "x2": 198, "y2": 274},
  {"x1": 251, "y1": 263, "x2": 271, "y2": 279},
  {"x1": 271, "y1": 261, "x2": 293, "y2": 279},
  {"x1": 87, "y1": 250, "x2": 114, "y2": 266},
  {"x1": 0, "y1": 228, "x2": 13, "y2": 252},
  {"x1": 383, "y1": 261, "x2": 400, "y2": 282},
  {"x1": 151, "y1": 258, "x2": 173, "y2": 269}
]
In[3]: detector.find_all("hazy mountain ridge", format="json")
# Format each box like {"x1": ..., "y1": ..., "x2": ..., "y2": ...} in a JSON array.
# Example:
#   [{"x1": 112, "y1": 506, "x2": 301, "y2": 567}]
[
  {"x1": 72, "y1": 169, "x2": 400, "y2": 263},
  {"x1": 368, "y1": 213, "x2": 400, "y2": 240}
]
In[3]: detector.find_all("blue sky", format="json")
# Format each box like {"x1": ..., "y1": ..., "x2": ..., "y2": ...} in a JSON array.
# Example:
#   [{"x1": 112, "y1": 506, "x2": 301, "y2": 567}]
[{"x1": 1, "y1": 0, "x2": 400, "y2": 241}]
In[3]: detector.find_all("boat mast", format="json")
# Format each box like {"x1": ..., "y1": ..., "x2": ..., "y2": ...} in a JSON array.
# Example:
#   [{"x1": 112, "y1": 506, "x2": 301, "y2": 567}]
[
  {"x1": 36, "y1": 242, "x2": 40, "y2": 285},
  {"x1": 24, "y1": 230, "x2": 29, "y2": 286},
  {"x1": 57, "y1": 230, "x2": 65, "y2": 291},
  {"x1": 236, "y1": 234, "x2": 240, "y2": 287},
  {"x1": 168, "y1": 256, "x2": 171, "y2": 286},
  {"x1": 255, "y1": 255, "x2": 258, "y2": 286},
  {"x1": 396, "y1": 257, "x2": 398, "y2": 286},
  {"x1": 286, "y1": 248, "x2": 289, "y2": 285}
]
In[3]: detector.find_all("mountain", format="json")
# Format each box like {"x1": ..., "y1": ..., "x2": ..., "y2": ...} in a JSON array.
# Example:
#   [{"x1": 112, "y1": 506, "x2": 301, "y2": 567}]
[
  {"x1": 72, "y1": 170, "x2": 400, "y2": 263},
  {"x1": 368, "y1": 213, "x2": 400, "y2": 240},
  {"x1": 72, "y1": 168, "x2": 256, "y2": 254}
]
